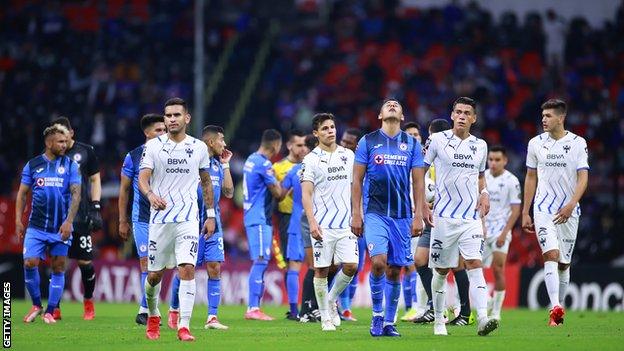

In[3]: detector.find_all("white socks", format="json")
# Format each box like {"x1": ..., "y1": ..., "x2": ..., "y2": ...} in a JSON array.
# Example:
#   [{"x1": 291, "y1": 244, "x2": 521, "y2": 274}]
[
  {"x1": 491, "y1": 290, "x2": 506, "y2": 318},
  {"x1": 144, "y1": 279, "x2": 162, "y2": 317},
  {"x1": 431, "y1": 270, "x2": 447, "y2": 322},
  {"x1": 314, "y1": 277, "x2": 330, "y2": 322},
  {"x1": 328, "y1": 270, "x2": 353, "y2": 302},
  {"x1": 558, "y1": 267, "x2": 570, "y2": 304},
  {"x1": 466, "y1": 268, "x2": 488, "y2": 320},
  {"x1": 543, "y1": 261, "x2": 560, "y2": 308},
  {"x1": 178, "y1": 279, "x2": 196, "y2": 329},
  {"x1": 416, "y1": 277, "x2": 428, "y2": 311}
]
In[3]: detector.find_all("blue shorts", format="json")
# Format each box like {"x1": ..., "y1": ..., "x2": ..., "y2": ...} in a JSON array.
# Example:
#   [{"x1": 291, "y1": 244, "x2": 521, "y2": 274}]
[
  {"x1": 364, "y1": 213, "x2": 413, "y2": 267},
  {"x1": 286, "y1": 231, "x2": 304, "y2": 262},
  {"x1": 23, "y1": 227, "x2": 70, "y2": 259},
  {"x1": 197, "y1": 231, "x2": 225, "y2": 265},
  {"x1": 133, "y1": 221, "x2": 149, "y2": 258},
  {"x1": 245, "y1": 224, "x2": 272, "y2": 260},
  {"x1": 357, "y1": 236, "x2": 367, "y2": 271}
]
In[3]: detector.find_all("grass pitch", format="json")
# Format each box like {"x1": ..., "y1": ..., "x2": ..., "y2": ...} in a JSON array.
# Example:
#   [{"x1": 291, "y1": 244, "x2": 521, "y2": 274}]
[{"x1": 10, "y1": 300, "x2": 623, "y2": 351}]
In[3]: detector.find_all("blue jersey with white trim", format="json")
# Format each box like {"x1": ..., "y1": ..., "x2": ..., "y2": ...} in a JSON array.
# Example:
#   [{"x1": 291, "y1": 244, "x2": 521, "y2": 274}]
[
  {"x1": 121, "y1": 145, "x2": 151, "y2": 223},
  {"x1": 197, "y1": 157, "x2": 223, "y2": 232},
  {"x1": 282, "y1": 163, "x2": 303, "y2": 234},
  {"x1": 21, "y1": 154, "x2": 81, "y2": 233},
  {"x1": 243, "y1": 152, "x2": 278, "y2": 226},
  {"x1": 355, "y1": 129, "x2": 424, "y2": 219}
]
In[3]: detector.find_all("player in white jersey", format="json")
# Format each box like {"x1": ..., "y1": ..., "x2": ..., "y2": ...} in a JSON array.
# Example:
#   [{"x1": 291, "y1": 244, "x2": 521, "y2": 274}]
[
  {"x1": 423, "y1": 97, "x2": 498, "y2": 336},
  {"x1": 522, "y1": 99, "x2": 589, "y2": 326},
  {"x1": 138, "y1": 97, "x2": 216, "y2": 342},
  {"x1": 301, "y1": 113, "x2": 358, "y2": 332},
  {"x1": 483, "y1": 145, "x2": 521, "y2": 321}
]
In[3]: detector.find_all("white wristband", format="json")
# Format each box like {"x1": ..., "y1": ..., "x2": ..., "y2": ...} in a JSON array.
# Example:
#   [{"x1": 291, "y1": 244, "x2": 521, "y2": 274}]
[
  {"x1": 481, "y1": 188, "x2": 490, "y2": 196},
  {"x1": 222, "y1": 162, "x2": 230, "y2": 170},
  {"x1": 206, "y1": 208, "x2": 216, "y2": 218}
]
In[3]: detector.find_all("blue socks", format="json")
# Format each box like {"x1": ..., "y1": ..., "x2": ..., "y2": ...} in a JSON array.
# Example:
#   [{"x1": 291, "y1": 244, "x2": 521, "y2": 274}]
[
  {"x1": 140, "y1": 271, "x2": 148, "y2": 309},
  {"x1": 411, "y1": 271, "x2": 417, "y2": 305},
  {"x1": 207, "y1": 278, "x2": 221, "y2": 316},
  {"x1": 339, "y1": 285, "x2": 351, "y2": 311},
  {"x1": 369, "y1": 273, "x2": 385, "y2": 315},
  {"x1": 384, "y1": 280, "x2": 401, "y2": 325},
  {"x1": 402, "y1": 271, "x2": 415, "y2": 309},
  {"x1": 24, "y1": 267, "x2": 41, "y2": 307},
  {"x1": 248, "y1": 260, "x2": 268, "y2": 309},
  {"x1": 46, "y1": 272, "x2": 65, "y2": 314},
  {"x1": 170, "y1": 274, "x2": 180, "y2": 310},
  {"x1": 286, "y1": 270, "x2": 299, "y2": 315}
]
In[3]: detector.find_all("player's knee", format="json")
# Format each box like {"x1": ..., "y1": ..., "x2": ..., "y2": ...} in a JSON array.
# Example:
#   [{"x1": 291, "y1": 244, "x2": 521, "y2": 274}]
[
  {"x1": 177, "y1": 264, "x2": 195, "y2": 280},
  {"x1": 147, "y1": 271, "x2": 163, "y2": 285},
  {"x1": 206, "y1": 262, "x2": 221, "y2": 278},
  {"x1": 314, "y1": 267, "x2": 329, "y2": 278},
  {"x1": 342, "y1": 263, "x2": 358, "y2": 277},
  {"x1": 139, "y1": 257, "x2": 148, "y2": 272},
  {"x1": 464, "y1": 259, "x2": 482, "y2": 270},
  {"x1": 543, "y1": 249, "x2": 559, "y2": 262},
  {"x1": 414, "y1": 250, "x2": 428, "y2": 267},
  {"x1": 288, "y1": 261, "x2": 302, "y2": 271},
  {"x1": 435, "y1": 268, "x2": 450, "y2": 275},
  {"x1": 558, "y1": 262, "x2": 570, "y2": 271},
  {"x1": 493, "y1": 263, "x2": 505, "y2": 277},
  {"x1": 78, "y1": 260, "x2": 92, "y2": 266},
  {"x1": 23, "y1": 258, "x2": 39, "y2": 268}
]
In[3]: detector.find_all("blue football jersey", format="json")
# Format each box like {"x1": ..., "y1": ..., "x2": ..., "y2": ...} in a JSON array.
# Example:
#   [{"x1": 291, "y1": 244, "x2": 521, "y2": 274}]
[
  {"x1": 197, "y1": 157, "x2": 223, "y2": 232},
  {"x1": 121, "y1": 145, "x2": 151, "y2": 223},
  {"x1": 21, "y1": 154, "x2": 81, "y2": 233},
  {"x1": 243, "y1": 152, "x2": 278, "y2": 226},
  {"x1": 355, "y1": 129, "x2": 424, "y2": 218},
  {"x1": 282, "y1": 163, "x2": 303, "y2": 235}
]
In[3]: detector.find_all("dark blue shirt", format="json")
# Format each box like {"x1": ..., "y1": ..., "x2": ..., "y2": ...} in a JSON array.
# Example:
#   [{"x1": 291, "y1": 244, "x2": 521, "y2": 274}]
[
  {"x1": 121, "y1": 145, "x2": 151, "y2": 223},
  {"x1": 21, "y1": 154, "x2": 81, "y2": 233},
  {"x1": 355, "y1": 129, "x2": 424, "y2": 218}
]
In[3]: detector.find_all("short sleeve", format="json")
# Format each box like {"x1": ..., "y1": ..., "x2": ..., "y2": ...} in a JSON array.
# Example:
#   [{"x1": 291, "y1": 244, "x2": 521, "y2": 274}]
[
  {"x1": 508, "y1": 176, "x2": 521, "y2": 205},
  {"x1": 69, "y1": 161, "x2": 82, "y2": 185},
  {"x1": 121, "y1": 153, "x2": 134, "y2": 179},
  {"x1": 411, "y1": 141, "x2": 425, "y2": 168},
  {"x1": 85, "y1": 146, "x2": 100, "y2": 176},
  {"x1": 20, "y1": 163, "x2": 32, "y2": 186},
  {"x1": 576, "y1": 139, "x2": 589, "y2": 171},
  {"x1": 301, "y1": 156, "x2": 317, "y2": 184},
  {"x1": 140, "y1": 142, "x2": 155, "y2": 170},
  {"x1": 423, "y1": 136, "x2": 437, "y2": 166},
  {"x1": 526, "y1": 140, "x2": 537, "y2": 169},
  {"x1": 259, "y1": 160, "x2": 278, "y2": 186},
  {"x1": 479, "y1": 142, "x2": 488, "y2": 173},
  {"x1": 199, "y1": 143, "x2": 211, "y2": 171},
  {"x1": 354, "y1": 137, "x2": 368, "y2": 165}
]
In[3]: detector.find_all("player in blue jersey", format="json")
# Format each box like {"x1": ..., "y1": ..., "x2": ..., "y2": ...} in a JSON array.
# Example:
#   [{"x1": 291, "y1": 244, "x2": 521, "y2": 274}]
[
  {"x1": 352, "y1": 99, "x2": 427, "y2": 337},
  {"x1": 279, "y1": 140, "x2": 311, "y2": 320},
  {"x1": 118, "y1": 114, "x2": 166, "y2": 325},
  {"x1": 243, "y1": 129, "x2": 283, "y2": 320},
  {"x1": 168, "y1": 125, "x2": 234, "y2": 331},
  {"x1": 17, "y1": 124, "x2": 82, "y2": 324}
]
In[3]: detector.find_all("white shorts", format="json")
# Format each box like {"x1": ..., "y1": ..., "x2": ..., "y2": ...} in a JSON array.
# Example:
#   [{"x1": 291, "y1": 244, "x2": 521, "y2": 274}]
[
  {"x1": 410, "y1": 237, "x2": 418, "y2": 259},
  {"x1": 482, "y1": 230, "x2": 511, "y2": 268},
  {"x1": 429, "y1": 217, "x2": 484, "y2": 269},
  {"x1": 311, "y1": 228, "x2": 359, "y2": 268},
  {"x1": 148, "y1": 221, "x2": 199, "y2": 271},
  {"x1": 534, "y1": 212, "x2": 579, "y2": 264}
]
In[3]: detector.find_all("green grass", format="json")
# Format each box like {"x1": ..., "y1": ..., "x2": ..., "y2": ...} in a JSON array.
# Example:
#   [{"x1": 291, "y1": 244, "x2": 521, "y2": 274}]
[{"x1": 10, "y1": 301, "x2": 623, "y2": 351}]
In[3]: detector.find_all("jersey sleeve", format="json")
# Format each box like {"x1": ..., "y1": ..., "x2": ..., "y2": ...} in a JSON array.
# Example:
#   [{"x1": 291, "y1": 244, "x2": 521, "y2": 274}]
[
  {"x1": 508, "y1": 176, "x2": 521, "y2": 205},
  {"x1": 85, "y1": 145, "x2": 100, "y2": 176},
  {"x1": 576, "y1": 139, "x2": 589, "y2": 171},
  {"x1": 354, "y1": 137, "x2": 368, "y2": 165},
  {"x1": 479, "y1": 141, "x2": 488, "y2": 173},
  {"x1": 301, "y1": 155, "x2": 317, "y2": 184},
  {"x1": 526, "y1": 140, "x2": 537, "y2": 169},
  {"x1": 282, "y1": 168, "x2": 294, "y2": 190},
  {"x1": 140, "y1": 142, "x2": 155, "y2": 170},
  {"x1": 121, "y1": 153, "x2": 134, "y2": 179},
  {"x1": 69, "y1": 160, "x2": 82, "y2": 185},
  {"x1": 411, "y1": 141, "x2": 425, "y2": 168},
  {"x1": 20, "y1": 163, "x2": 32, "y2": 186},
  {"x1": 423, "y1": 136, "x2": 437, "y2": 166},
  {"x1": 259, "y1": 160, "x2": 278, "y2": 186},
  {"x1": 199, "y1": 144, "x2": 211, "y2": 171}
]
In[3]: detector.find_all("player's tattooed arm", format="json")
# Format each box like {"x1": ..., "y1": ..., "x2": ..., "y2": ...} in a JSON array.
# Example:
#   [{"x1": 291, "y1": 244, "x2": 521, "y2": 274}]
[
  {"x1": 14, "y1": 184, "x2": 31, "y2": 240},
  {"x1": 200, "y1": 170, "x2": 216, "y2": 238},
  {"x1": 220, "y1": 149, "x2": 234, "y2": 199},
  {"x1": 521, "y1": 169, "x2": 537, "y2": 233},
  {"x1": 59, "y1": 183, "x2": 81, "y2": 241}
]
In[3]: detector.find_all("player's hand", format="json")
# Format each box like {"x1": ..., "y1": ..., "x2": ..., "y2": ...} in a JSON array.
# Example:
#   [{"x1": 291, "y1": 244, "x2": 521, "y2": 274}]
[
  {"x1": 411, "y1": 217, "x2": 424, "y2": 237},
  {"x1": 496, "y1": 233, "x2": 507, "y2": 248},
  {"x1": 310, "y1": 220, "x2": 323, "y2": 241},
  {"x1": 15, "y1": 221, "x2": 25, "y2": 241},
  {"x1": 59, "y1": 220, "x2": 72, "y2": 241},
  {"x1": 88, "y1": 201, "x2": 103, "y2": 231},
  {"x1": 522, "y1": 213, "x2": 535, "y2": 233},
  {"x1": 147, "y1": 192, "x2": 167, "y2": 210},
  {"x1": 220, "y1": 149, "x2": 233, "y2": 164},
  {"x1": 477, "y1": 192, "x2": 490, "y2": 217},
  {"x1": 553, "y1": 203, "x2": 574, "y2": 225},
  {"x1": 202, "y1": 217, "x2": 216, "y2": 239},
  {"x1": 350, "y1": 215, "x2": 363, "y2": 237},
  {"x1": 118, "y1": 220, "x2": 131, "y2": 241},
  {"x1": 422, "y1": 203, "x2": 434, "y2": 227}
]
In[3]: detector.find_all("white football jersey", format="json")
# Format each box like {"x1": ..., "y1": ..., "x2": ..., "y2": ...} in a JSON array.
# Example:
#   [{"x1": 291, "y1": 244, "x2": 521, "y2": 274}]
[
  {"x1": 140, "y1": 134, "x2": 210, "y2": 224},
  {"x1": 485, "y1": 169, "x2": 521, "y2": 235},
  {"x1": 526, "y1": 131, "x2": 589, "y2": 217},
  {"x1": 424, "y1": 130, "x2": 487, "y2": 220},
  {"x1": 301, "y1": 146, "x2": 354, "y2": 229}
]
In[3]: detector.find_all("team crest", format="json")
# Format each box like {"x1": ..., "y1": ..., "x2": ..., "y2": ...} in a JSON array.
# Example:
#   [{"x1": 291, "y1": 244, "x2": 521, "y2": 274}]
[
  {"x1": 73, "y1": 153, "x2": 82, "y2": 162},
  {"x1": 399, "y1": 142, "x2": 408, "y2": 151},
  {"x1": 36, "y1": 178, "x2": 44, "y2": 186},
  {"x1": 469, "y1": 145, "x2": 477, "y2": 154},
  {"x1": 563, "y1": 145, "x2": 571, "y2": 153},
  {"x1": 185, "y1": 147, "x2": 194, "y2": 157},
  {"x1": 368, "y1": 243, "x2": 374, "y2": 251},
  {"x1": 57, "y1": 166, "x2": 66, "y2": 175},
  {"x1": 139, "y1": 244, "x2": 147, "y2": 253},
  {"x1": 374, "y1": 154, "x2": 383, "y2": 165},
  {"x1": 212, "y1": 164, "x2": 219, "y2": 172}
]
